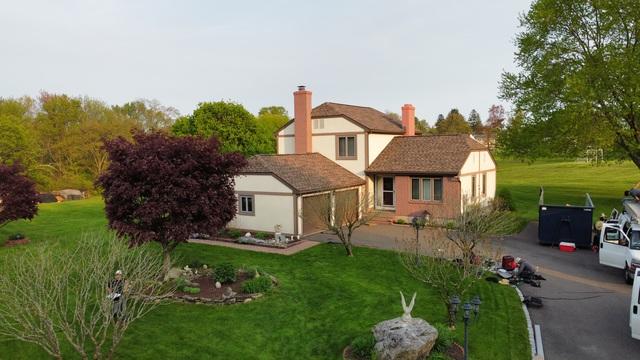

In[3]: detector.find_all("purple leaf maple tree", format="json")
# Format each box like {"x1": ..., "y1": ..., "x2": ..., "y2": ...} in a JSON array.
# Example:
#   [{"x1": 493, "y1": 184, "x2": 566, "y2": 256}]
[
  {"x1": 97, "y1": 132, "x2": 246, "y2": 273},
  {"x1": 0, "y1": 163, "x2": 39, "y2": 228}
]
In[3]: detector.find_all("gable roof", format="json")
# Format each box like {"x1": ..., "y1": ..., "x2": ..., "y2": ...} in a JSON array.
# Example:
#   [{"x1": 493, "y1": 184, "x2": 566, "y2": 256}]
[
  {"x1": 277, "y1": 102, "x2": 405, "y2": 134},
  {"x1": 312, "y1": 102, "x2": 405, "y2": 133},
  {"x1": 366, "y1": 134, "x2": 488, "y2": 175},
  {"x1": 241, "y1": 153, "x2": 365, "y2": 194}
]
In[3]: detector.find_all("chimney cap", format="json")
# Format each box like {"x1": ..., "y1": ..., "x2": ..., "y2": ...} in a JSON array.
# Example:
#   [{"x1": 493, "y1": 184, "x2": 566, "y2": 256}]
[{"x1": 297, "y1": 85, "x2": 306, "y2": 91}]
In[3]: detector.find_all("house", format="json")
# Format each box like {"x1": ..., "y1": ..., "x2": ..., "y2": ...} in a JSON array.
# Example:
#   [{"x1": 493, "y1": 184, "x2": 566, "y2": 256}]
[{"x1": 229, "y1": 86, "x2": 496, "y2": 237}]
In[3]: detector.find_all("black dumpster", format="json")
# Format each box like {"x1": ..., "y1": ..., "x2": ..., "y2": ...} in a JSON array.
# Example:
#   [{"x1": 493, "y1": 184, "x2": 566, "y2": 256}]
[{"x1": 538, "y1": 187, "x2": 594, "y2": 247}]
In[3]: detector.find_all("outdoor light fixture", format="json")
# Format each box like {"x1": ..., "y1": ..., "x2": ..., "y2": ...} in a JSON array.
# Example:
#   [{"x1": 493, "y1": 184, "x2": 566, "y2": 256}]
[{"x1": 449, "y1": 295, "x2": 481, "y2": 360}]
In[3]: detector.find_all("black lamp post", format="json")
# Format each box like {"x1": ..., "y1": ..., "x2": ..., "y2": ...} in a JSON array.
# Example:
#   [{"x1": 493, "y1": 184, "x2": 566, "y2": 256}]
[
  {"x1": 411, "y1": 214, "x2": 426, "y2": 260},
  {"x1": 450, "y1": 295, "x2": 481, "y2": 360}
]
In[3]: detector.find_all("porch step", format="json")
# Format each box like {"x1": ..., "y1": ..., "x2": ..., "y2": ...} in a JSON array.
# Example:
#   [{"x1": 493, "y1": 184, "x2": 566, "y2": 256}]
[{"x1": 369, "y1": 211, "x2": 396, "y2": 225}]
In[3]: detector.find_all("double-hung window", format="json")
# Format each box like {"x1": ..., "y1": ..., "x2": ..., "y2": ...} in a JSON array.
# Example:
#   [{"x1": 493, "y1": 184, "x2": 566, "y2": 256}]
[
  {"x1": 482, "y1": 173, "x2": 487, "y2": 196},
  {"x1": 411, "y1": 177, "x2": 443, "y2": 201},
  {"x1": 238, "y1": 194, "x2": 255, "y2": 216},
  {"x1": 336, "y1": 136, "x2": 356, "y2": 159}
]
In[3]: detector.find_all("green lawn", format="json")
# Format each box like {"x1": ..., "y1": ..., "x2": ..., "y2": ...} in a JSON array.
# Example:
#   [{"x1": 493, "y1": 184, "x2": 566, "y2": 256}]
[
  {"x1": 0, "y1": 199, "x2": 530, "y2": 360},
  {"x1": 497, "y1": 159, "x2": 639, "y2": 222}
]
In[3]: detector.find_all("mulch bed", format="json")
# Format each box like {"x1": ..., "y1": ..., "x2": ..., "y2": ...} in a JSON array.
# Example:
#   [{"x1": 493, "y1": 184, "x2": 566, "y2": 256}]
[
  {"x1": 342, "y1": 342, "x2": 464, "y2": 360},
  {"x1": 213, "y1": 236, "x2": 302, "y2": 249},
  {"x1": 174, "y1": 272, "x2": 251, "y2": 299},
  {"x1": 3, "y1": 238, "x2": 30, "y2": 247}
]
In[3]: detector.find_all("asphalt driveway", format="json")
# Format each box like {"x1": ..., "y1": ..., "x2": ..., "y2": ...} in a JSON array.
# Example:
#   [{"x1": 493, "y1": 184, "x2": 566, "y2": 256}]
[{"x1": 308, "y1": 222, "x2": 640, "y2": 360}]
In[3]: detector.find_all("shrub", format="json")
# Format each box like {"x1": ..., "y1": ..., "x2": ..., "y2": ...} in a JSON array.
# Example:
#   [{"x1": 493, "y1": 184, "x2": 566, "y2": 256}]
[
  {"x1": 227, "y1": 229, "x2": 242, "y2": 239},
  {"x1": 241, "y1": 276, "x2": 272, "y2": 294},
  {"x1": 432, "y1": 323, "x2": 454, "y2": 354},
  {"x1": 350, "y1": 334, "x2": 375, "y2": 359},
  {"x1": 182, "y1": 286, "x2": 201, "y2": 294},
  {"x1": 189, "y1": 259, "x2": 205, "y2": 269},
  {"x1": 175, "y1": 277, "x2": 189, "y2": 292},
  {"x1": 495, "y1": 188, "x2": 515, "y2": 211},
  {"x1": 254, "y1": 231, "x2": 268, "y2": 240},
  {"x1": 246, "y1": 267, "x2": 264, "y2": 279},
  {"x1": 214, "y1": 262, "x2": 236, "y2": 283},
  {"x1": 8, "y1": 233, "x2": 25, "y2": 240},
  {"x1": 395, "y1": 218, "x2": 406, "y2": 225}
]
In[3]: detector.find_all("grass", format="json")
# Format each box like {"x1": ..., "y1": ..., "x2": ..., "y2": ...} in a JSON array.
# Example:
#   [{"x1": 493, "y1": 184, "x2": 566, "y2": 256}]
[
  {"x1": 497, "y1": 159, "x2": 639, "y2": 222},
  {"x1": 0, "y1": 198, "x2": 530, "y2": 360}
]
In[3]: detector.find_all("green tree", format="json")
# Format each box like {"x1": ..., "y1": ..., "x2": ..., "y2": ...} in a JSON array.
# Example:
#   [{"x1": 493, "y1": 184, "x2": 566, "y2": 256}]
[
  {"x1": 0, "y1": 115, "x2": 38, "y2": 168},
  {"x1": 113, "y1": 99, "x2": 178, "y2": 131},
  {"x1": 435, "y1": 109, "x2": 471, "y2": 134},
  {"x1": 467, "y1": 109, "x2": 483, "y2": 134},
  {"x1": 500, "y1": 0, "x2": 640, "y2": 166},
  {"x1": 172, "y1": 101, "x2": 263, "y2": 155},
  {"x1": 256, "y1": 106, "x2": 289, "y2": 153}
]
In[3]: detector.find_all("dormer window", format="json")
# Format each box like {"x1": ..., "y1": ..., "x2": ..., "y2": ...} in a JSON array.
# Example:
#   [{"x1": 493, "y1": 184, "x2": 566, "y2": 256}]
[{"x1": 336, "y1": 135, "x2": 357, "y2": 160}]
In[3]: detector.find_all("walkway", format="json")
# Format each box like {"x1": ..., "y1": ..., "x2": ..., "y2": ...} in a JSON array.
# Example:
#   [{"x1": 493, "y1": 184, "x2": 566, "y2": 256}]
[{"x1": 187, "y1": 238, "x2": 320, "y2": 255}]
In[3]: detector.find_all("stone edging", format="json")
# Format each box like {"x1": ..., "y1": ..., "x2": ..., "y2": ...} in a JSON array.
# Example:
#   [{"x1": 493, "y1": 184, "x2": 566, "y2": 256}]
[
  {"x1": 513, "y1": 285, "x2": 538, "y2": 360},
  {"x1": 143, "y1": 292, "x2": 264, "y2": 305}
]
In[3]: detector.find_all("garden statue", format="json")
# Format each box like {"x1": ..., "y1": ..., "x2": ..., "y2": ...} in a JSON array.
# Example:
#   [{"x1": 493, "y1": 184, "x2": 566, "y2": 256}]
[
  {"x1": 400, "y1": 292, "x2": 416, "y2": 322},
  {"x1": 372, "y1": 291, "x2": 438, "y2": 359}
]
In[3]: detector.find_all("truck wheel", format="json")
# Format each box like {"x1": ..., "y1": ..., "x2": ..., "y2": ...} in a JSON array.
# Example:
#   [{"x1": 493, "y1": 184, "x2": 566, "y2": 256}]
[{"x1": 625, "y1": 265, "x2": 634, "y2": 284}]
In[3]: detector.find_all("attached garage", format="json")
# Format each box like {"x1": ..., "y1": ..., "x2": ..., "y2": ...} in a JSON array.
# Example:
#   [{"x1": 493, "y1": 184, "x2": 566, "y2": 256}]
[
  {"x1": 230, "y1": 153, "x2": 366, "y2": 237},
  {"x1": 302, "y1": 193, "x2": 330, "y2": 235}
]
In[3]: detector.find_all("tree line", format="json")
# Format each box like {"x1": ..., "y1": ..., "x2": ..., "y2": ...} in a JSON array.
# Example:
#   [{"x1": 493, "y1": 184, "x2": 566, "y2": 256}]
[{"x1": 0, "y1": 93, "x2": 288, "y2": 191}]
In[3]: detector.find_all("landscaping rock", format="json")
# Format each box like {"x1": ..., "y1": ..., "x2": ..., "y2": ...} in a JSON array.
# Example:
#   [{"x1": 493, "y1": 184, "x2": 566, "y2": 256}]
[
  {"x1": 373, "y1": 317, "x2": 438, "y2": 360},
  {"x1": 222, "y1": 287, "x2": 236, "y2": 300},
  {"x1": 164, "y1": 267, "x2": 183, "y2": 281},
  {"x1": 215, "y1": 281, "x2": 221, "y2": 289}
]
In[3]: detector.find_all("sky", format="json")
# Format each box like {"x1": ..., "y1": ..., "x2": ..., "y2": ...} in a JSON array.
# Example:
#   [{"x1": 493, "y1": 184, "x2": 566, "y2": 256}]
[{"x1": 0, "y1": 0, "x2": 532, "y2": 124}]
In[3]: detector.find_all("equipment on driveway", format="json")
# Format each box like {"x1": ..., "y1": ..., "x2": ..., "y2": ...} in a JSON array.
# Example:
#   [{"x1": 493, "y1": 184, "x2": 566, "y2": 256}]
[
  {"x1": 598, "y1": 198, "x2": 640, "y2": 284},
  {"x1": 496, "y1": 255, "x2": 546, "y2": 288},
  {"x1": 538, "y1": 187, "x2": 594, "y2": 247},
  {"x1": 559, "y1": 241, "x2": 577, "y2": 252}
]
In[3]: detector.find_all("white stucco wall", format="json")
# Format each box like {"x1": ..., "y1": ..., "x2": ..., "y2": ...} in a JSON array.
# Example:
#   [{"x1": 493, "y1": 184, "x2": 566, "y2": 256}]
[
  {"x1": 234, "y1": 174, "x2": 292, "y2": 193},
  {"x1": 459, "y1": 150, "x2": 497, "y2": 207},
  {"x1": 279, "y1": 122, "x2": 295, "y2": 136},
  {"x1": 368, "y1": 133, "x2": 397, "y2": 165},
  {"x1": 229, "y1": 174, "x2": 296, "y2": 234},
  {"x1": 277, "y1": 137, "x2": 295, "y2": 155},
  {"x1": 311, "y1": 133, "x2": 366, "y2": 178},
  {"x1": 460, "y1": 150, "x2": 496, "y2": 174}
]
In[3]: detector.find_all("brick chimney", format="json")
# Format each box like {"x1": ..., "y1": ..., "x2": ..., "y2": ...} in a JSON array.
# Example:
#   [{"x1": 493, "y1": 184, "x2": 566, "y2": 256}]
[
  {"x1": 402, "y1": 104, "x2": 415, "y2": 136},
  {"x1": 294, "y1": 85, "x2": 312, "y2": 154}
]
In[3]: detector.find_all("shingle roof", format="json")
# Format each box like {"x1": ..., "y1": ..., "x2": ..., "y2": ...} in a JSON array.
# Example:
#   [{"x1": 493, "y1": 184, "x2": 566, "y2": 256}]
[
  {"x1": 366, "y1": 135, "x2": 488, "y2": 175},
  {"x1": 311, "y1": 102, "x2": 405, "y2": 133},
  {"x1": 241, "y1": 153, "x2": 365, "y2": 194}
]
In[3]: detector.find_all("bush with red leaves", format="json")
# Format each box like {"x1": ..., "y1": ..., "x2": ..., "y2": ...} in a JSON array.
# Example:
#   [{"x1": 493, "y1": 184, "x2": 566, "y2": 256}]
[
  {"x1": 0, "y1": 163, "x2": 38, "y2": 228},
  {"x1": 96, "y1": 132, "x2": 246, "y2": 273}
]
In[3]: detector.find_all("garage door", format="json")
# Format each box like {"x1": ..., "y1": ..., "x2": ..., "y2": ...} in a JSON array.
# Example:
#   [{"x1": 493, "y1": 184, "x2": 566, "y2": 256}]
[
  {"x1": 334, "y1": 189, "x2": 358, "y2": 224},
  {"x1": 302, "y1": 193, "x2": 330, "y2": 235}
]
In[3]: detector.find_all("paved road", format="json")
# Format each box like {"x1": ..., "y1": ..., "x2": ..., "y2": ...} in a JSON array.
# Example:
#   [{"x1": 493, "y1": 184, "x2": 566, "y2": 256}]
[{"x1": 309, "y1": 223, "x2": 640, "y2": 360}]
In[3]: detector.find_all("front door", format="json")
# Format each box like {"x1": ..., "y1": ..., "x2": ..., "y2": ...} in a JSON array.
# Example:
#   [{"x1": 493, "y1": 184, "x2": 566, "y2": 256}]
[
  {"x1": 600, "y1": 225, "x2": 629, "y2": 268},
  {"x1": 382, "y1": 176, "x2": 395, "y2": 207}
]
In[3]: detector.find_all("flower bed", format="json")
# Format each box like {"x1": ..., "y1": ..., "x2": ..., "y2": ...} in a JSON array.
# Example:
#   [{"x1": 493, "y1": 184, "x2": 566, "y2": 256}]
[{"x1": 153, "y1": 265, "x2": 278, "y2": 306}]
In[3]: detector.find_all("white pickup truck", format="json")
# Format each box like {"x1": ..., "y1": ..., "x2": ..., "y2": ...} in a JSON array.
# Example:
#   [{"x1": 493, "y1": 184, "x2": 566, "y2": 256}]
[
  {"x1": 598, "y1": 200, "x2": 640, "y2": 284},
  {"x1": 631, "y1": 268, "x2": 640, "y2": 339}
]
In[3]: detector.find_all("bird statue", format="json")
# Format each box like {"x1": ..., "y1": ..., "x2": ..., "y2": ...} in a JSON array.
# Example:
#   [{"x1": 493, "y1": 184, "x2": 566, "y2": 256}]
[{"x1": 400, "y1": 291, "x2": 417, "y2": 322}]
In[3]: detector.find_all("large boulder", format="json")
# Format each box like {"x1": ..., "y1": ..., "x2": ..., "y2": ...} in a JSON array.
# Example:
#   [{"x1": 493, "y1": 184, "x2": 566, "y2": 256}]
[{"x1": 373, "y1": 317, "x2": 438, "y2": 360}]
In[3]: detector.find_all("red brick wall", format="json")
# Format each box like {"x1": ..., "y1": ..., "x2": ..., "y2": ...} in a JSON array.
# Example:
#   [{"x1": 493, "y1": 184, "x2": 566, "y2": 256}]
[{"x1": 394, "y1": 176, "x2": 461, "y2": 220}]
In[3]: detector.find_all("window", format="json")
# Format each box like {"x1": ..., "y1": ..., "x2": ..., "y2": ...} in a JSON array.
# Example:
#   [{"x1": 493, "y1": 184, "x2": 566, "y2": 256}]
[
  {"x1": 482, "y1": 173, "x2": 487, "y2": 196},
  {"x1": 313, "y1": 118, "x2": 325, "y2": 129},
  {"x1": 411, "y1": 178, "x2": 420, "y2": 200},
  {"x1": 410, "y1": 177, "x2": 443, "y2": 201},
  {"x1": 471, "y1": 176, "x2": 477, "y2": 198},
  {"x1": 337, "y1": 136, "x2": 356, "y2": 159},
  {"x1": 238, "y1": 195, "x2": 254, "y2": 215}
]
